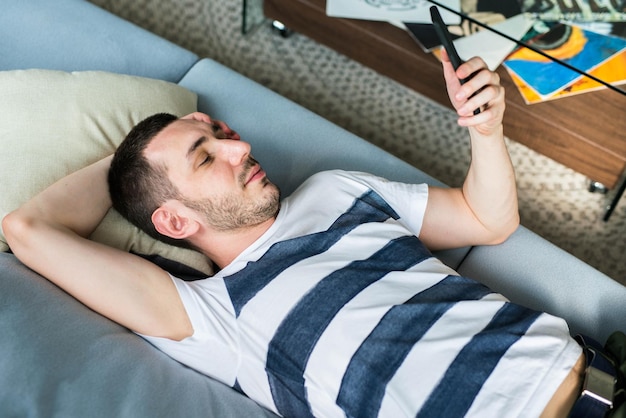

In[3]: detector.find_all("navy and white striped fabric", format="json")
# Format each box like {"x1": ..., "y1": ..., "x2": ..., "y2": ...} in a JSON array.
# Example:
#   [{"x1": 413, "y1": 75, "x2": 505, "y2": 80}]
[{"x1": 141, "y1": 170, "x2": 581, "y2": 417}]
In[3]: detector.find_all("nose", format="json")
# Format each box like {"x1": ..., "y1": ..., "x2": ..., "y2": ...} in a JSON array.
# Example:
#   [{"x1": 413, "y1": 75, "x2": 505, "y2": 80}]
[{"x1": 217, "y1": 139, "x2": 251, "y2": 166}]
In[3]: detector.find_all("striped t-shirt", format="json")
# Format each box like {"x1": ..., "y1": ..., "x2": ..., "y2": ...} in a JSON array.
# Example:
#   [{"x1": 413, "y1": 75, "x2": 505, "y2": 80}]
[{"x1": 141, "y1": 170, "x2": 581, "y2": 417}]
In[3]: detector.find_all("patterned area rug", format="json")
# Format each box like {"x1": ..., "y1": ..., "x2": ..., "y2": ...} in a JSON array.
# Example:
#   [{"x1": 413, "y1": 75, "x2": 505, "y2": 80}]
[{"x1": 89, "y1": 0, "x2": 625, "y2": 285}]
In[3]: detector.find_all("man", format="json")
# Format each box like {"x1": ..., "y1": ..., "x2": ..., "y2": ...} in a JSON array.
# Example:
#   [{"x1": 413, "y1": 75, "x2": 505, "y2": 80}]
[{"x1": 2, "y1": 53, "x2": 591, "y2": 417}]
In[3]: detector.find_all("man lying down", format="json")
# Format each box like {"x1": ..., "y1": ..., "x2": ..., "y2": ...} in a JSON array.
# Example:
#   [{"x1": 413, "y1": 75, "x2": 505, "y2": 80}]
[{"x1": 4, "y1": 51, "x2": 623, "y2": 417}]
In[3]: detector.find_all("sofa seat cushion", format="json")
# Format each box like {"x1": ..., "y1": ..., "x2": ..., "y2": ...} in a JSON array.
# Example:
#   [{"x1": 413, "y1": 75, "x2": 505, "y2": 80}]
[
  {"x1": 0, "y1": 252, "x2": 277, "y2": 417},
  {"x1": 0, "y1": 69, "x2": 214, "y2": 276}
]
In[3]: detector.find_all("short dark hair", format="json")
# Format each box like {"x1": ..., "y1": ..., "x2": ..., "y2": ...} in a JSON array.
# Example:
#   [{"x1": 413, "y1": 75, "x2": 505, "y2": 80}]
[{"x1": 108, "y1": 113, "x2": 192, "y2": 249}]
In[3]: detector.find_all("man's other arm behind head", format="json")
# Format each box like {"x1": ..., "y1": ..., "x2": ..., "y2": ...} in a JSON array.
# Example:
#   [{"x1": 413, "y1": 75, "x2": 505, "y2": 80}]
[{"x1": 2, "y1": 155, "x2": 193, "y2": 341}]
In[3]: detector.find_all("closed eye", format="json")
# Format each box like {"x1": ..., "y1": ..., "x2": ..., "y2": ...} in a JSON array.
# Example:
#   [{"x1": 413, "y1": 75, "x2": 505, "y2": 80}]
[{"x1": 199, "y1": 154, "x2": 214, "y2": 167}]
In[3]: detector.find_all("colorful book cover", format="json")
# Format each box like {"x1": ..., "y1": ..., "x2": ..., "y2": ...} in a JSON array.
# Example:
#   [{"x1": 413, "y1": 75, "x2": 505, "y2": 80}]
[
  {"x1": 518, "y1": 0, "x2": 626, "y2": 22},
  {"x1": 506, "y1": 49, "x2": 626, "y2": 103},
  {"x1": 503, "y1": 23, "x2": 626, "y2": 99}
]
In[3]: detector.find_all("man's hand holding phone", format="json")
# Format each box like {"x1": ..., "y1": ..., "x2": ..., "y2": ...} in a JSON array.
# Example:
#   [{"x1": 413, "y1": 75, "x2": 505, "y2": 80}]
[
  {"x1": 430, "y1": 6, "x2": 504, "y2": 137},
  {"x1": 441, "y1": 49, "x2": 505, "y2": 137}
]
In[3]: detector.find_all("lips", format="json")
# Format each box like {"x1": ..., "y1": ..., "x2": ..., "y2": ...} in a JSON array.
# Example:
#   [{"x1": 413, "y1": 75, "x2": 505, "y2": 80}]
[{"x1": 244, "y1": 165, "x2": 264, "y2": 186}]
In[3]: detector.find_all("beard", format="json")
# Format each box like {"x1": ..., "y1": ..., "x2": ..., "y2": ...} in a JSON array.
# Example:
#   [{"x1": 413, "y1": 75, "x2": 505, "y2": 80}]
[{"x1": 181, "y1": 159, "x2": 281, "y2": 231}]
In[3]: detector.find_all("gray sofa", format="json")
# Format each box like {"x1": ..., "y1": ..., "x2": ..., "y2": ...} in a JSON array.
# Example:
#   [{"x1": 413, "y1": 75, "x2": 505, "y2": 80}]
[{"x1": 0, "y1": 0, "x2": 624, "y2": 416}]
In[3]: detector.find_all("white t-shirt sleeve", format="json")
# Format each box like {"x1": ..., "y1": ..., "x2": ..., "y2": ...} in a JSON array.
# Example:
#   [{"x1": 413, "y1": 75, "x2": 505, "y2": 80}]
[
  {"x1": 137, "y1": 274, "x2": 241, "y2": 386},
  {"x1": 337, "y1": 171, "x2": 430, "y2": 236}
]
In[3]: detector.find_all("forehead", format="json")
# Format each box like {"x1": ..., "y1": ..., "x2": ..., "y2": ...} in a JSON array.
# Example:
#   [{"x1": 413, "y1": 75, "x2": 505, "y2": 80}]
[{"x1": 145, "y1": 118, "x2": 212, "y2": 162}]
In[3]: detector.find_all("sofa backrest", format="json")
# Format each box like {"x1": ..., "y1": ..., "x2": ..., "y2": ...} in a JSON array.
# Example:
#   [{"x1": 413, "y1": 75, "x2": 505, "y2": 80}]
[{"x1": 0, "y1": 0, "x2": 198, "y2": 82}]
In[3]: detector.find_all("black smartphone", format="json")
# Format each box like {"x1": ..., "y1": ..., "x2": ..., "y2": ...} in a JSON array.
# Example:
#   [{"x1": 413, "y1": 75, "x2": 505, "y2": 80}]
[
  {"x1": 430, "y1": 6, "x2": 480, "y2": 114},
  {"x1": 430, "y1": 6, "x2": 464, "y2": 73}
]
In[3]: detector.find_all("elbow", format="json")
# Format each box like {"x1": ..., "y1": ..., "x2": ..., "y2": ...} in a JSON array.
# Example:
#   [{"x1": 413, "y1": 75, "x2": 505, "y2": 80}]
[
  {"x1": 2, "y1": 211, "x2": 19, "y2": 248},
  {"x1": 2, "y1": 210, "x2": 36, "y2": 255},
  {"x1": 486, "y1": 211, "x2": 520, "y2": 246}
]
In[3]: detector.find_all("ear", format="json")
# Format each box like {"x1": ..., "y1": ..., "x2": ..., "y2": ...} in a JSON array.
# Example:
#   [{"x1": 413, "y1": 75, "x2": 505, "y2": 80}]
[{"x1": 151, "y1": 202, "x2": 199, "y2": 240}]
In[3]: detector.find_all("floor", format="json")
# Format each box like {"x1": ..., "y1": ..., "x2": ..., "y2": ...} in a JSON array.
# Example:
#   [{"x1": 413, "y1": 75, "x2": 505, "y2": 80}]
[{"x1": 89, "y1": 0, "x2": 626, "y2": 285}]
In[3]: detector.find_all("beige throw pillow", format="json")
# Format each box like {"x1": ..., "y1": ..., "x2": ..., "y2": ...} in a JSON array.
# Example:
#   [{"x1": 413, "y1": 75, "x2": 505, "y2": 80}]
[{"x1": 0, "y1": 69, "x2": 214, "y2": 276}]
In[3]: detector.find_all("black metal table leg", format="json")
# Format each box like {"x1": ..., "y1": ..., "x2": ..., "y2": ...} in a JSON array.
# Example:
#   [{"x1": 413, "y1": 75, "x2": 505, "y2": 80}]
[{"x1": 603, "y1": 175, "x2": 626, "y2": 221}]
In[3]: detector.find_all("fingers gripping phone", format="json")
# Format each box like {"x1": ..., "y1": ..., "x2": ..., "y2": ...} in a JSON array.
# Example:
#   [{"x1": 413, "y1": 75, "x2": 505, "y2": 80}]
[{"x1": 430, "y1": 6, "x2": 480, "y2": 114}]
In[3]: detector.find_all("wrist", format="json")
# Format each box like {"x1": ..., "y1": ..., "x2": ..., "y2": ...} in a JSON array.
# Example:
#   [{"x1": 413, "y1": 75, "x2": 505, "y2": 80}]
[{"x1": 468, "y1": 124, "x2": 504, "y2": 142}]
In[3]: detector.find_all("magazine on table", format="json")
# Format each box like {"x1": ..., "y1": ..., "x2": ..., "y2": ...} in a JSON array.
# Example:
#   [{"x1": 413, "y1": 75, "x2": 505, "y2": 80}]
[
  {"x1": 503, "y1": 22, "x2": 626, "y2": 100},
  {"x1": 507, "y1": 50, "x2": 626, "y2": 103}
]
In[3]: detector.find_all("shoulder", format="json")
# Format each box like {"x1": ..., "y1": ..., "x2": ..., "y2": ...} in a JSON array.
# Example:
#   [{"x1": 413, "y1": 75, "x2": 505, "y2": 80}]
[
  {"x1": 288, "y1": 170, "x2": 387, "y2": 205},
  {"x1": 302, "y1": 170, "x2": 396, "y2": 190},
  {"x1": 295, "y1": 170, "x2": 428, "y2": 209}
]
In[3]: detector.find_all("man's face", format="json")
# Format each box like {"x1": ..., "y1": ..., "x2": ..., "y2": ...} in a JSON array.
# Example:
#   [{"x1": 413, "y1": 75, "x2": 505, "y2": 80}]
[{"x1": 145, "y1": 114, "x2": 280, "y2": 232}]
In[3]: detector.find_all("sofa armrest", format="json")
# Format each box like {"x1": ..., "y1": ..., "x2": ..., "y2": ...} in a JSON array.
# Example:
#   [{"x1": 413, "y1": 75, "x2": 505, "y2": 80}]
[{"x1": 457, "y1": 227, "x2": 626, "y2": 342}]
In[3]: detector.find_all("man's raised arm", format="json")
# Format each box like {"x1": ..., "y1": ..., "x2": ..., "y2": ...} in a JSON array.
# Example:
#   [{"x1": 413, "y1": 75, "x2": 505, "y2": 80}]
[
  {"x1": 2, "y1": 156, "x2": 192, "y2": 340},
  {"x1": 420, "y1": 51, "x2": 520, "y2": 250}
]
